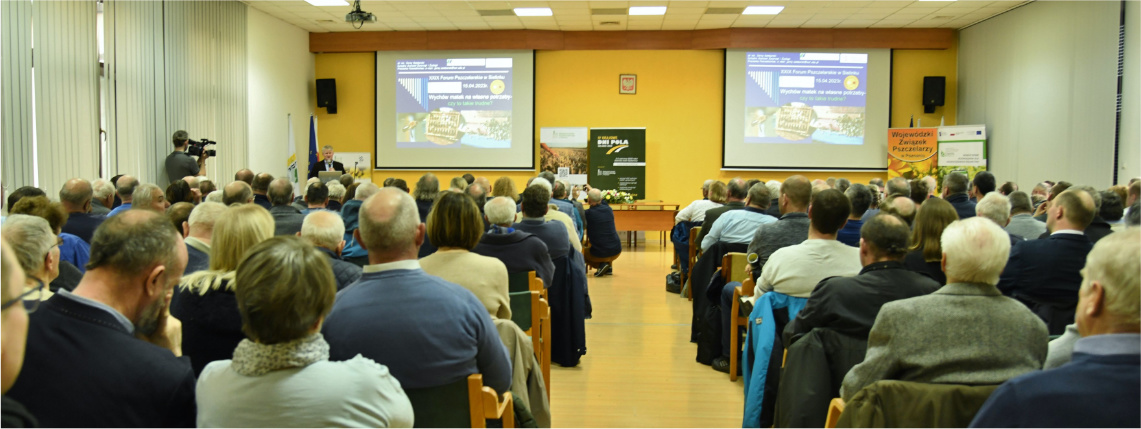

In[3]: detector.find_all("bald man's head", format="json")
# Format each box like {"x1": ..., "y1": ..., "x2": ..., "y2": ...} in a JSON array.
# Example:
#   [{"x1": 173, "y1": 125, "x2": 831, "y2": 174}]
[
  {"x1": 358, "y1": 188, "x2": 421, "y2": 258},
  {"x1": 222, "y1": 181, "x2": 254, "y2": 206},
  {"x1": 780, "y1": 175, "x2": 812, "y2": 213},
  {"x1": 234, "y1": 169, "x2": 255, "y2": 185},
  {"x1": 251, "y1": 173, "x2": 274, "y2": 194},
  {"x1": 59, "y1": 178, "x2": 93, "y2": 213},
  {"x1": 115, "y1": 175, "x2": 139, "y2": 202},
  {"x1": 267, "y1": 178, "x2": 295, "y2": 206}
]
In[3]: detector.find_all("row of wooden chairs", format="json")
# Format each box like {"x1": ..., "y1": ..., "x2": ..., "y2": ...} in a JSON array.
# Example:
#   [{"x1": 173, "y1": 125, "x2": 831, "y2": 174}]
[{"x1": 507, "y1": 271, "x2": 552, "y2": 398}]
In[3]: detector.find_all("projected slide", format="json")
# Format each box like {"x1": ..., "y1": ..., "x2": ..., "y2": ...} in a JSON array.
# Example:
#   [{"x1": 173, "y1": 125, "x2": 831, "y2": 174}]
[
  {"x1": 395, "y1": 58, "x2": 514, "y2": 149},
  {"x1": 745, "y1": 52, "x2": 868, "y2": 145}
]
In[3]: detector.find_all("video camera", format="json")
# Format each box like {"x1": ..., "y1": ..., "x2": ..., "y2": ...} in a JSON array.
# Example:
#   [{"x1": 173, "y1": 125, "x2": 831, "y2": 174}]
[{"x1": 187, "y1": 139, "x2": 217, "y2": 157}]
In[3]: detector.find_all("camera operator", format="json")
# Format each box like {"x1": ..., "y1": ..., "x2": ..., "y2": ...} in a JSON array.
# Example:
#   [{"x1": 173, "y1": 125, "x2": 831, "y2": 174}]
[{"x1": 165, "y1": 130, "x2": 209, "y2": 184}]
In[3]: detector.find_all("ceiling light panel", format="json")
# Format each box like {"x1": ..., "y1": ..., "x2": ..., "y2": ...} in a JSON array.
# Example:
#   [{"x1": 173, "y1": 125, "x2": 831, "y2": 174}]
[
  {"x1": 514, "y1": 7, "x2": 553, "y2": 16},
  {"x1": 743, "y1": 6, "x2": 785, "y2": 15},
  {"x1": 629, "y1": 6, "x2": 667, "y2": 15}
]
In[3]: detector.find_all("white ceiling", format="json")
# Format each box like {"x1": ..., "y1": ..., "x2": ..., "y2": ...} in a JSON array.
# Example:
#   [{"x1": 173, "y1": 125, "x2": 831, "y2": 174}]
[{"x1": 243, "y1": 0, "x2": 1029, "y2": 33}]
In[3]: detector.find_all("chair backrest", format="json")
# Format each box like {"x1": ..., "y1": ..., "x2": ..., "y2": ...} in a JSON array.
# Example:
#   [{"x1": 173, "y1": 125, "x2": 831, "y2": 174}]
[
  {"x1": 404, "y1": 377, "x2": 473, "y2": 428},
  {"x1": 837, "y1": 380, "x2": 1000, "y2": 428},
  {"x1": 722, "y1": 252, "x2": 748, "y2": 283},
  {"x1": 508, "y1": 271, "x2": 531, "y2": 293},
  {"x1": 509, "y1": 291, "x2": 535, "y2": 331}
]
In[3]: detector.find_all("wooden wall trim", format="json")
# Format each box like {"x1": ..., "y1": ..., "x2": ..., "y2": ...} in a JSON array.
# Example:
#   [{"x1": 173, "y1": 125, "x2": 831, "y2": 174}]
[{"x1": 310, "y1": 28, "x2": 954, "y2": 52}]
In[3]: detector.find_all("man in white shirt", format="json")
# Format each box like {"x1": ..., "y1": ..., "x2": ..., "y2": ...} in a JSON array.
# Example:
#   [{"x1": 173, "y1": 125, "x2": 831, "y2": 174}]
[{"x1": 750, "y1": 188, "x2": 862, "y2": 302}]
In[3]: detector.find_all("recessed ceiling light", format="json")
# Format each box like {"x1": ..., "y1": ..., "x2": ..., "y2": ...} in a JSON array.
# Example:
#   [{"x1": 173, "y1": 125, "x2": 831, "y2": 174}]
[
  {"x1": 514, "y1": 7, "x2": 553, "y2": 17},
  {"x1": 743, "y1": 6, "x2": 784, "y2": 15},
  {"x1": 629, "y1": 6, "x2": 667, "y2": 16},
  {"x1": 304, "y1": 0, "x2": 348, "y2": 6}
]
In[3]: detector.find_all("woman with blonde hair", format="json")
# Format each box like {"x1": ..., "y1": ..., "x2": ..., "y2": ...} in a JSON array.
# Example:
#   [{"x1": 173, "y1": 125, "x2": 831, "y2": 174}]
[
  {"x1": 491, "y1": 176, "x2": 518, "y2": 202},
  {"x1": 419, "y1": 192, "x2": 511, "y2": 320},
  {"x1": 1, "y1": 215, "x2": 59, "y2": 301},
  {"x1": 903, "y1": 197, "x2": 958, "y2": 285},
  {"x1": 171, "y1": 204, "x2": 275, "y2": 376}
]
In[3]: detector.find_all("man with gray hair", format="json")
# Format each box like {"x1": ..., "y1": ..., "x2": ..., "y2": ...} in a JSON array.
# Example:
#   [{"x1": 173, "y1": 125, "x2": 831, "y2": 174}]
[
  {"x1": 267, "y1": 178, "x2": 305, "y2": 236},
  {"x1": 550, "y1": 180, "x2": 583, "y2": 240},
  {"x1": 106, "y1": 175, "x2": 139, "y2": 217},
  {"x1": 90, "y1": 179, "x2": 115, "y2": 215},
  {"x1": 695, "y1": 178, "x2": 749, "y2": 246},
  {"x1": 221, "y1": 181, "x2": 254, "y2": 206},
  {"x1": 59, "y1": 178, "x2": 105, "y2": 244},
  {"x1": 584, "y1": 188, "x2": 622, "y2": 276},
  {"x1": 472, "y1": 196, "x2": 556, "y2": 288},
  {"x1": 976, "y1": 192, "x2": 1024, "y2": 246},
  {"x1": 701, "y1": 183, "x2": 777, "y2": 251},
  {"x1": 322, "y1": 188, "x2": 512, "y2": 394},
  {"x1": 514, "y1": 178, "x2": 581, "y2": 254},
  {"x1": 300, "y1": 210, "x2": 361, "y2": 291},
  {"x1": 165, "y1": 129, "x2": 208, "y2": 183},
  {"x1": 1005, "y1": 191, "x2": 1046, "y2": 240},
  {"x1": 884, "y1": 177, "x2": 909, "y2": 200},
  {"x1": 131, "y1": 183, "x2": 169, "y2": 213},
  {"x1": 326, "y1": 181, "x2": 346, "y2": 212},
  {"x1": 6, "y1": 210, "x2": 196, "y2": 427},
  {"x1": 943, "y1": 172, "x2": 976, "y2": 219},
  {"x1": 840, "y1": 217, "x2": 1048, "y2": 401},
  {"x1": 971, "y1": 229, "x2": 1140, "y2": 428},
  {"x1": 308, "y1": 145, "x2": 345, "y2": 179},
  {"x1": 181, "y1": 201, "x2": 226, "y2": 275},
  {"x1": 998, "y1": 189, "x2": 1097, "y2": 334}
]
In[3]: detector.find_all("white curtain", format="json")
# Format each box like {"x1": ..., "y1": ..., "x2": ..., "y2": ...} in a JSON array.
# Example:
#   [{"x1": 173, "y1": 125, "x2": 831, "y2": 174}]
[
  {"x1": 33, "y1": 0, "x2": 101, "y2": 198},
  {"x1": 2, "y1": 0, "x2": 35, "y2": 192},
  {"x1": 104, "y1": 0, "x2": 247, "y2": 185}
]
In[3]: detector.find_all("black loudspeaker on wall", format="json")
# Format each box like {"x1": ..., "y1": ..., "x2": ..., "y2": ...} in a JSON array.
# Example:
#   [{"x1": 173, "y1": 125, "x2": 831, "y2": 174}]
[
  {"x1": 923, "y1": 76, "x2": 945, "y2": 114},
  {"x1": 316, "y1": 78, "x2": 337, "y2": 114}
]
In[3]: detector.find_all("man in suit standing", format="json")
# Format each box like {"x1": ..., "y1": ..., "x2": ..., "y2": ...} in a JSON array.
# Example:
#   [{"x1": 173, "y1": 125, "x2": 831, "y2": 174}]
[
  {"x1": 840, "y1": 217, "x2": 1048, "y2": 401},
  {"x1": 307, "y1": 145, "x2": 345, "y2": 179},
  {"x1": 997, "y1": 189, "x2": 1096, "y2": 334},
  {"x1": 942, "y1": 172, "x2": 976, "y2": 219},
  {"x1": 970, "y1": 229, "x2": 1139, "y2": 428}
]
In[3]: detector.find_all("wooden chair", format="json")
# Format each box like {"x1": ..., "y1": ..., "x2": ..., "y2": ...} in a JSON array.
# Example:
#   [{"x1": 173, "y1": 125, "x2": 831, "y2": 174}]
[
  {"x1": 825, "y1": 398, "x2": 844, "y2": 428},
  {"x1": 684, "y1": 226, "x2": 701, "y2": 300},
  {"x1": 404, "y1": 374, "x2": 514, "y2": 428},
  {"x1": 723, "y1": 252, "x2": 750, "y2": 381},
  {"x1": 507, "y1": 290, "x2": 551, "y2": 399}
]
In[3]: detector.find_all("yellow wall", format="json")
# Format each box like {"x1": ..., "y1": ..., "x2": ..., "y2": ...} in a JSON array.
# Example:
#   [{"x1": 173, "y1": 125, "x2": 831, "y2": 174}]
[
  {"x1": 313, "y1": 45, "x2": 958, "y2": 206},
  {"x1": 891, "y1": 38, "x2": 959, "y2": 128}
]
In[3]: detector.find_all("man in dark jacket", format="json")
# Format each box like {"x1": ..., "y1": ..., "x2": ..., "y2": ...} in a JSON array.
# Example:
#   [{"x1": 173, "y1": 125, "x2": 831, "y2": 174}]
[
  {"x1": 694, "y1": 178, "x2": 748, "y2": 246},
  {"x1": 251, "y1": 172, "x2": 274, "y2": 210},
  {"x1": 300, "y1": 210, "x2": 362, "y2": 291},
  {"x1": 268, "y1": 178, "x2": 305, "y2": 236},
  {"x1": 58, "y1": 178, "x2": 105, "y2": 244},
  {"x1": 784, "y1": 214, "x2": 941, "y2": 346},
  {"x1": 6, "y1": 210, "x2": 197, "y2": 428},
  {"x1": 583, "y1": 188, "x2": 622, "y2": 276},
  {"x1": 942, "y1": 172, "x2": 976, "y2": 219},
  {"x1": 474, "y1": 197, "x2": 555, "y2": 288}
]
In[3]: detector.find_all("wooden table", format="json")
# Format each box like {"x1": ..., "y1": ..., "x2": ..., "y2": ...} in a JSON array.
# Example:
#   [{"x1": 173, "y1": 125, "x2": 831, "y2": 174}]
[{"x1": 610, "y1": 203, "x2": 679, "y2": 248}]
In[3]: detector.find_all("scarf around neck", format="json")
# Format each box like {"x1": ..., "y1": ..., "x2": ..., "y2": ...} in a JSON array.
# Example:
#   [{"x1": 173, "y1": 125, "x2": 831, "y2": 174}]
[{"x1": 231, "y1": 333, "x2": 330, "y2": 376}]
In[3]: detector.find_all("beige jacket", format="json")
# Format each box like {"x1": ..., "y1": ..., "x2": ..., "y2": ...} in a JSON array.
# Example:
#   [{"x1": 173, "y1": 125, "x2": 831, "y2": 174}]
[
  {"x1": 494, "y1": 319, "x2": 551, "y2": 428},
  {"x1": 420, "y1": 250, "x2": 511, "y2": 320}
]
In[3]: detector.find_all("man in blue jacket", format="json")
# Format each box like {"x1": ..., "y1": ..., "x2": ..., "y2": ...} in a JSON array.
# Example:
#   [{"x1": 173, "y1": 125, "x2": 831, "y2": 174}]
[{"x1": 971, "y1": 229, "x2": 1139, "y2": 428}]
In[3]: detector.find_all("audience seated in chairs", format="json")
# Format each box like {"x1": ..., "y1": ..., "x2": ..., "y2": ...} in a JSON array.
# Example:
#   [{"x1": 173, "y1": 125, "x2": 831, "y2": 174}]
[
  {"x1": 673, "y1": 180, "x2": 725, "y2": 276},
  {"x1": 322, "y1": 187, "x2": 512, "y2": 394},
  {"x1": 166, "y1": 180, "x2": 195, "y2": 206},
  {"x1": 300, "y1": 211, "x2": 363, "y2": 291},
  {"x1": 700, "y1": 182, "x2": 776, "y2": 253},
  {"x1": 7, "y1": 210, "x2": 196, "y2": 427},
  {"x1": 516, "y1": 179, "x2": 581, "y2": 255},
  {"x1": 841, "y1": 217, "x2": 1048, "y2": 401},
  {"x1": 903, "y1": 197, "x2": 957, "y2": 285},
  {"x1": 492, "y1": 176, "x2": 519, "y2": 202},
  {"x1": 172, "y1": 204, "x2": 275, "y2": 376},
  {"x1": 196, "y1": 236, "x2": 414, "y2": 428},
  {"x1": 513, "y1": 185, "x2": 574, "y2": 261},
  {"x1": 583, "y1": 188, "x2": 623, "y2": 277},
  {"x1": 694, "y1": 178, "x2": 748, "y2": 246},
  {"x1": 267, "y1": 178, "x2": 305, "y2": 236},
  {"x1": 975, "y1": 192, "x2": 1025, "y2": 247},
  {"x1": 970, "y1": 229, "x2": 1140, "y2": 428},
  {"x1": 182, "y1": 202, "x2": 226, "y2": 276},
  {"x1": 837, "y1": 184, "x2": 872, "y2": 247},
  {"x1": 474, "y1": 196, "x2": 556, "y2": 289},
  {"x1": 880, "y1": 194, "x2": 917, "y2": 227},
  {"x1": 420, "y1": 191, "x2": 512, "y2": 320},
  {"x1": 744, "y1": 175, "x2": 813, "y2": 282},
  {"x1": 998, "y1": 188, "x2": 1096, "y2": 335}
]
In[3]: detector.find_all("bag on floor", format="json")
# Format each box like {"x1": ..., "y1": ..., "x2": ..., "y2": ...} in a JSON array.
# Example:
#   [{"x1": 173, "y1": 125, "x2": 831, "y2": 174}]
[{"x1": 666, "y1": 272, "x2": 681, "y2": 293}]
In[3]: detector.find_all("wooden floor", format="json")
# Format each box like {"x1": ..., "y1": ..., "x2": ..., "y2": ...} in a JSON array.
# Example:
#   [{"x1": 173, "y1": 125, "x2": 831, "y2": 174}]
[{"x1": 548, "y1": 238, "x2": 744, "y2": 428}]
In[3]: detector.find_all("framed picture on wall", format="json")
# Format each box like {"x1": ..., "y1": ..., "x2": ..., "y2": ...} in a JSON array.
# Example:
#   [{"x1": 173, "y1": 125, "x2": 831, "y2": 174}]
[{"x1": 620, "y1": 74, "x2": 636, "y2": 94}]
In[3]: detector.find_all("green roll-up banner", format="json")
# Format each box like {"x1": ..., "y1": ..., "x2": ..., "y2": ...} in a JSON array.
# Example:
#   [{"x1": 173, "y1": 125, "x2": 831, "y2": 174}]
[{"x1": 588, "y1": 128, "x2": 646, "y2": 199}]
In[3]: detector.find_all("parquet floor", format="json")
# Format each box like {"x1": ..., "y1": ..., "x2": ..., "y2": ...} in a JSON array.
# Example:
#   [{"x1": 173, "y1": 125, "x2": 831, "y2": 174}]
[{"x1": 548, "y1": 238, "x2": 744, "y2": 428}]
